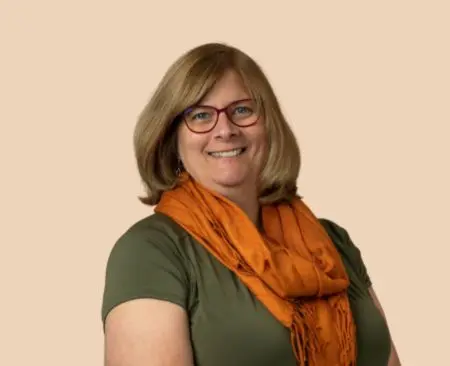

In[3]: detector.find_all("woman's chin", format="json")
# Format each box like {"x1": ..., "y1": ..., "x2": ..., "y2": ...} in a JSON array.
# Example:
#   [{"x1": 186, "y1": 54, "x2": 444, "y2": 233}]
[{"x1": 212, "y1": 172, "x2": 251, "y2": 189}]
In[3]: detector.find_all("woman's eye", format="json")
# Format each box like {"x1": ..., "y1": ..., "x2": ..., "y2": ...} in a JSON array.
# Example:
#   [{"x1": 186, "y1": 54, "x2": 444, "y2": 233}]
[
  {"x1": 234, "y1": 106, "x2": 252, "y2": 115},
  {"x1": 193, "y1": 112, "x2": 210, "y2": 120}
]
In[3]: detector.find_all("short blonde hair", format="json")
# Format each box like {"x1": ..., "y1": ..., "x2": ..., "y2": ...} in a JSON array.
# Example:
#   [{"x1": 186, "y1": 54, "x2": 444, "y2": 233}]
[{"x1": 133, "y1": 42, "x2": 301, "y2": 206}]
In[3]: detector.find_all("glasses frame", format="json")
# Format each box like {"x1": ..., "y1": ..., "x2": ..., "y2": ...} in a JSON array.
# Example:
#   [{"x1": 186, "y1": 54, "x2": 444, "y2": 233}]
[{"x1": 181, "y1": 98, "x2": 260, "y2": 134}]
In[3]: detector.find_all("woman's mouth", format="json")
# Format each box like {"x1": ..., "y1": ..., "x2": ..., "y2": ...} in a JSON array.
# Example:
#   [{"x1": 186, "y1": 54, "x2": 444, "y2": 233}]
[{"x1": 207, "y1": 147, "x2": 246, "y2": 158}]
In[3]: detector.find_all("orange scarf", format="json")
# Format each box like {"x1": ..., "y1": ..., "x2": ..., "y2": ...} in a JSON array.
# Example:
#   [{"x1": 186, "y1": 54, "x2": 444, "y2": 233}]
[{"x1": 155, "y1": 174, "x2": 356, "y2": 366}]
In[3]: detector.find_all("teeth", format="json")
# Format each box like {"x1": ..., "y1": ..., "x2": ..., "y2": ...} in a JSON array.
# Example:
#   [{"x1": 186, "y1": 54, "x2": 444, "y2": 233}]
[{"x1": 209, "y1": 148, "x2": 244, "y2": 158}]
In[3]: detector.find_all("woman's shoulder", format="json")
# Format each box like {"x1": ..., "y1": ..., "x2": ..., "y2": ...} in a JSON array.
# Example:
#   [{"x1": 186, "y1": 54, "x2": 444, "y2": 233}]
[
  {"x1": 105, "y1": 212, "x2": 194, "y2": 274},
  {"x1": 318, "y1": 218, "x2": 363, "y2": 259},
  {"x1": 124, "y1": 211, "x2": 190, "y2": 237},
  {"x1": 113, "y1": 212, "x2": 190, "y2": 247},
  {"x1": 318, "y1": 217, "x2": 372, "y2": 287},
  {"x1": 318, "y1": 218, "x2": 350, "y2": 244}
]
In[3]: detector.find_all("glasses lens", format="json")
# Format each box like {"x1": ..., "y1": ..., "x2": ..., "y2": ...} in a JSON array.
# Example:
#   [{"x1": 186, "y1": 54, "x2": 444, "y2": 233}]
[
  {"x1": 183, "y1": 106, "x2": 217, "y2": 132},
  {"x1": 227, "y1": 99, "x2": 258, "y2": 126}
]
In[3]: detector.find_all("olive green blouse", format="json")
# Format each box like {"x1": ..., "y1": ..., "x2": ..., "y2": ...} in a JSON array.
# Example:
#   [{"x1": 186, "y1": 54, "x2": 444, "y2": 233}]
[{"x1": 101, "y1": 213, "x2": 391, "y2": 365}]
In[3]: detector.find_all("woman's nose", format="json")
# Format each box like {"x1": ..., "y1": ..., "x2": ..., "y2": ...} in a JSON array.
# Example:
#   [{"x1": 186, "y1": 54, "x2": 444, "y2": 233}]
[{"x1": 213, "y1": 112, "x2": 240, "y2": 139}]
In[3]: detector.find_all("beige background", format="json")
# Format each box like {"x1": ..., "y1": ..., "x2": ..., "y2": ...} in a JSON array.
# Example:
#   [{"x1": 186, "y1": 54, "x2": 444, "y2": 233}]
[{"x1": 1, "y1": 1, "x2": 449, "y2": 365}]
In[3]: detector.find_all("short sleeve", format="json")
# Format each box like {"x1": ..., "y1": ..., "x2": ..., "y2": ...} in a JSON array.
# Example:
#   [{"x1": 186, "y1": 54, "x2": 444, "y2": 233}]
[
  {"x1": 101, "y1": 219, "x2": 191, "y2": 327},
  {"x1": 319, "y1": 218, "x2": 372, "y2": 288}
]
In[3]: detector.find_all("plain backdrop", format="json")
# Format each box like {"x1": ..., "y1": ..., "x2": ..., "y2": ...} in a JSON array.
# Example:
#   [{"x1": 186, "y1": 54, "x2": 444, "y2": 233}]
[{"x1": 1, "y1": 1, "x2": 449, "y2": 365}]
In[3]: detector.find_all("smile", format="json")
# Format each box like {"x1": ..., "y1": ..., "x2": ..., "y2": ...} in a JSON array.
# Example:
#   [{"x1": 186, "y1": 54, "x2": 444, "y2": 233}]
[{"x1": 208, "y1": 148, "x2": 246, "y2": 158}]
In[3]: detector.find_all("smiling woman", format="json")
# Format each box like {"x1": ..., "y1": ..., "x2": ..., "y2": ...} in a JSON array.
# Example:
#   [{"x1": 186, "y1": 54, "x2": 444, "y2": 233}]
[
  {"x1": 177, "y1": 70, "x2": 268, "y2": 219},
  {"x1": 101, "y1": 42, "x2": 400, "y2": 366}
]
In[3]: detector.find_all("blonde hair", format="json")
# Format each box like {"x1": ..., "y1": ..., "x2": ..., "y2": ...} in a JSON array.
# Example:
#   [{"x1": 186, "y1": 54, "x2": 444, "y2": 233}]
[{"x1": 133, "y1": 42, "x2": 301, "y2": 206}]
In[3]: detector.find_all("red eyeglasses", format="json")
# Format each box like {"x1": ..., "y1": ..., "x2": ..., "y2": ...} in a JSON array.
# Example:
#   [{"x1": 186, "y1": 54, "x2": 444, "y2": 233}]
[{"x1": 181, "y1": 98, "x2": 260, "y2": 133}]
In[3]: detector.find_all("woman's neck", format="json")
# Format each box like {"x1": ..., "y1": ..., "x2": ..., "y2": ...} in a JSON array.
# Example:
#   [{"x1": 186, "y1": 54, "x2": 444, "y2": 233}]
[
  {"x1": 199, "y1": 177, "x2": 261, "y2": 228},
  {"x1": 223, "y1": 188, "x2": 261, "y2": 227}
]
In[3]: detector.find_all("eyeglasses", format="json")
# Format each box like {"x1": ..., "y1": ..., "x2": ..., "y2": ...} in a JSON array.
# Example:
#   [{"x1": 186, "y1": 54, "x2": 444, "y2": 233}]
[{"x1": 181, "y1": 98, "x2": 260, "y2": 133}]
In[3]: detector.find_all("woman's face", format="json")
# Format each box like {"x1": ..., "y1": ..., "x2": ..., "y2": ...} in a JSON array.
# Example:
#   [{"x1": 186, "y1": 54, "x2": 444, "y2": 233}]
[{"x1": 177, "y1": 70, "x2": 267, "y2": 197}]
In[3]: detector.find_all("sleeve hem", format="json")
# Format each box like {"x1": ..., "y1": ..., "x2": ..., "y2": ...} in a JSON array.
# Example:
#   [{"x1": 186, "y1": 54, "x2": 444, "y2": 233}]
[{"x1": 102, "y1": 293, "x2": 187, "y2": 332}]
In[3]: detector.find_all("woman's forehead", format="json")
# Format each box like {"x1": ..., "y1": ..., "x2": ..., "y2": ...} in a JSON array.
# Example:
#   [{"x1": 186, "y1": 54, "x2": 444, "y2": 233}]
[{"x1": 198, "y1": 71, "x2": 250, "y2": 107}]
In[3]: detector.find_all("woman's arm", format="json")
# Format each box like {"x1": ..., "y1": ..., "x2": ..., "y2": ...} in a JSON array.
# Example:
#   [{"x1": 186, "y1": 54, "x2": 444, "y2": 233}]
[
  {"x1": 104, "y1": 298, "x2": 194, "y2": 366},
  {"x1": 368, "y1": 287, "x2": 401, "y2": 366}
]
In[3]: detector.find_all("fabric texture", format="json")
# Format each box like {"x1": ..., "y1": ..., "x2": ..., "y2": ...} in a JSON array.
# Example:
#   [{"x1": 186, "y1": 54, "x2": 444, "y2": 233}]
[{"x1": 154, "y1": 173, "x2": 357, "y2": 366}]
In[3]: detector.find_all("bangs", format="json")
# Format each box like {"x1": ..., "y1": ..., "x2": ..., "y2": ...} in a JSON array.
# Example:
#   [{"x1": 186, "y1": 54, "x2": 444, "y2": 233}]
[
  {"x1": 175, "y1": 51, "x2": 266, "y2": 119},
  {"x1": 238, "y1": 73, "x2": 265, "y2": 120},
  {"x1": 176, "y1": 56, "x2": 231, "y2": 112}
]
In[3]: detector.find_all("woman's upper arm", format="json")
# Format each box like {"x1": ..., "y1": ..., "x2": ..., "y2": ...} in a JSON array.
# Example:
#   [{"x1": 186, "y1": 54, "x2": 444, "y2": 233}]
[
  {"x1": 104, "y1": 298, "x2": 194, "y2": 366},
  {"x1": 368, "y1": 287, "x2": 401, "y2": 366},
  {"x1": 101, "y1": 220, "x2": 195, "y2": 366}
]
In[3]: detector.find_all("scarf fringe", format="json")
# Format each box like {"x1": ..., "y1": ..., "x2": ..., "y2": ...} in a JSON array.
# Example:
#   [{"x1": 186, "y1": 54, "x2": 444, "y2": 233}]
[
  {"x1": 291, "y1": 297, "x2": 356, "y2": 366},
  {"x1": 333, "y1": 295, "x2": 357, "y2": 366},
  {"x1": 291, "y1": 304, "x2": 320, "y2": 366}
]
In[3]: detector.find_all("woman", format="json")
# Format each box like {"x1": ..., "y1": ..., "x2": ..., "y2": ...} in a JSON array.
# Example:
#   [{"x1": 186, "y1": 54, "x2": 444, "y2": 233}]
[{"x1": 101, "y1": 43, "x2": 401, "y2": 366}]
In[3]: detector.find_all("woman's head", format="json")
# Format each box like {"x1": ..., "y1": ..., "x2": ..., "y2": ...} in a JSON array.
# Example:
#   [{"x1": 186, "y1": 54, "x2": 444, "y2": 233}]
[{"x1": 134, "y1": 42, "x2": 301, "y2": 205}]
